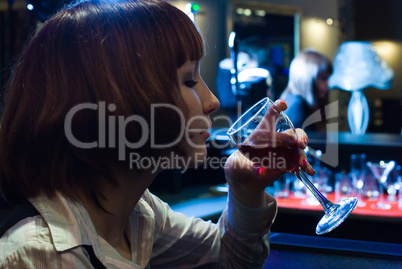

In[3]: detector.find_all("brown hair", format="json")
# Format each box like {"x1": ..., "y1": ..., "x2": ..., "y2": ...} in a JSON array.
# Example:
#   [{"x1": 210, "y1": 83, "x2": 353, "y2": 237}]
[{"x1": 0, "y1": 0, "x2": 204, "y2": 204}]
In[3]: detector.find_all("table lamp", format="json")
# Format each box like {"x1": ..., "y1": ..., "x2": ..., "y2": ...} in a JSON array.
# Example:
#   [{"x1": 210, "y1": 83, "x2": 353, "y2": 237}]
[{"x1": 329, "y1": 41, "x2": 393, "y2": 135}]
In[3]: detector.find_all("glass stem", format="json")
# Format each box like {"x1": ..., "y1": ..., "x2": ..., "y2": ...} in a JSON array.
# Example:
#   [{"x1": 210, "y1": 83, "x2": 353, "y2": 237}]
[
  {"x1": 378, "y1": 181, "x2": 385, "y2": 205},
  {"x1": 294, "y1": 167, "x2": 338, "y2": 215}
]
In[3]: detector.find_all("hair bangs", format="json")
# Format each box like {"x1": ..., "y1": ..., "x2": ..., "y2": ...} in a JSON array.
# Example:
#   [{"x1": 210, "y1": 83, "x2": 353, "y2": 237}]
[{"x1": 169, "y1": 7, "x2": 204, "y2": 67}]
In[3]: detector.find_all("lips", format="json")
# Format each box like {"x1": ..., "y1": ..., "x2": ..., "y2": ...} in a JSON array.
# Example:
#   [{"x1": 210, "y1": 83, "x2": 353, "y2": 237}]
[
  {"x1": 186, "y1": 126, "x2": 210, "y2": 140},
  {"x1": 201, "y1": 130, "x2": 210, "y2": 140},
  {"x1": 186, "y1": 128, "x2": 208, "y2": 137},
  {"x1": 186, "y1": 118, "x2": 211, "y2": 138},
  {"x1": 198, "y1": 123, "x2": 211, "y2": 136}
]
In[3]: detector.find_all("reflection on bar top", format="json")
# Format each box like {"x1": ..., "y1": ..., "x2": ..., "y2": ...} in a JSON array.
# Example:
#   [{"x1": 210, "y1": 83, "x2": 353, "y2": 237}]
[{"x1": 208, "y1": 129, "x2": 402, "y2": 147}]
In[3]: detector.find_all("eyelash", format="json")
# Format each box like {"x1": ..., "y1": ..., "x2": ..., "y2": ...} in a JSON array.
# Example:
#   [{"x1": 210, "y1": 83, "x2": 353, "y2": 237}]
[{"x1": 185, "y1": 80, "x2": 198, "y2": 88}]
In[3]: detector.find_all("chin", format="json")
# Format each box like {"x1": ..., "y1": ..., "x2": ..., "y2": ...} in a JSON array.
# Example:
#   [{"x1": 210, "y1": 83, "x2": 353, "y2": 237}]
[{"x1": 186, "y1": 147, "x2": 208, "y2": 168}]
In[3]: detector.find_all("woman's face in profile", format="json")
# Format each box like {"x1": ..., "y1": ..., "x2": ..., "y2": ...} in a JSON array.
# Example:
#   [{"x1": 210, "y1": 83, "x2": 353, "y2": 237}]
[
  {"x1": 176, "y1": 60, "x2": 219, "y2": 167},
  {"x1": 315, "y1": 72, "x2": 330, "y2": 99}
]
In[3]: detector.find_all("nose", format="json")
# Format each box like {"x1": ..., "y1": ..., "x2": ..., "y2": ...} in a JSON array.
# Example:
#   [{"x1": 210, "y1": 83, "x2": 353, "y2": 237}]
[
  {"x1": 204, "y1": 90, "x2": 220, "y2": 116},
  {"x1": 201, "y1": 82, "x2": 220, "y2": 116}
]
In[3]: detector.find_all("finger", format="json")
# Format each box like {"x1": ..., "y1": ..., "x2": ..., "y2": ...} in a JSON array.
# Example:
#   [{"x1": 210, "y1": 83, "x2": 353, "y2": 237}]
[
  {"x1": 299, "y1": 150, "x2": 316, "y2": 176},
  {"x1": 258, "y1": 99, "x2": 288, "y2": 133},
  {"x1": 275, "y1": 131, "x2": 297, "y2": 147},
  {"x1": 273, "y1": 99, "x2": 288, "y2": 112},
  {"x1": 226, "y1": 150, "x2": 259, "y2": 179},
  {"x1": 296, "y1": 128, "x2": 308, "y2": 149},
  {"x1": 263, "y1": 99, "x2": 287, "y2": 121}
]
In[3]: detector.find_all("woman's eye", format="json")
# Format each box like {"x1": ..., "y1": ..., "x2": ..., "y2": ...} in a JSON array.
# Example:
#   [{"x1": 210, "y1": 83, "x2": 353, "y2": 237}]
[{"x1": 184, "y1": 80, "x2": 198, "y2": 88}]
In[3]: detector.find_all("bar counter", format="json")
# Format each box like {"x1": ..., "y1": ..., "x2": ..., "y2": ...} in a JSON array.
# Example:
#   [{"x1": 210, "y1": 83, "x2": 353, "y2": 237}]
[
  {"x1": 165, "y1": 187, "x2": 402, "y2": 267},
  {"x1": 264, "y1": 232, "x2": 402, "y2": 268},
  {"x1": 276, "y1": 192, "x2": 402, "y2": 219},
  {"x1": 169, "y1": 188, "x2": 402, "y2": 220}
]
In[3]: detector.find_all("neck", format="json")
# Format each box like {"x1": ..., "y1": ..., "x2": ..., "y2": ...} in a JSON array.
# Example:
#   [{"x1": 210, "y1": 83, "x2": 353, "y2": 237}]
[{"x1": 78, "y1": 166, "x2": 156, "y2": 257}]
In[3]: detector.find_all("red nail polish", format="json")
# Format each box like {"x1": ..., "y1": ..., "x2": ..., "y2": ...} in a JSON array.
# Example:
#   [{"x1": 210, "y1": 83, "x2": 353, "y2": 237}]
[
  {"x1": 311, "y1": 167, "x2": 316, "y2": 175},
  {"x1": 304, "y1": 138, "x2": 308, "y2": 145},
  {"x1": 280, "y1": 100, "x2": 287, "y2": 105},
  {"x1": 258, "y1": 166, "x2": 264, "y2": 178},
  {"x1": 303, "y1": 159, "x2": 308, "y2": 166}
]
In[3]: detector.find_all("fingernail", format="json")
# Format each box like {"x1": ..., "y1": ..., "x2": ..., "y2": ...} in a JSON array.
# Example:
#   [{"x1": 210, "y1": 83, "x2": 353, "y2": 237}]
[
  {"x1": 303, "y1": 159, "x2": 308, "y2": 166},
  {"x1": 280, "y1": 100, "x2": 287, "y2": 105},
  {"x1": 252, "y1": 164, "x2": 264, "y2": 179},
  {"x1": 311, "y1": 167, "x2": 316, "y2": 175},
  {"x1": 304, "y1": 138, "x2": 308, "y2": 146}
]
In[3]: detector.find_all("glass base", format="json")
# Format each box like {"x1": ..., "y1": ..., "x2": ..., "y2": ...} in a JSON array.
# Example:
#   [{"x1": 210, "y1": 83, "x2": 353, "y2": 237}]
[{"x1": 316, "y1": 197, "x2": 358, "y2": 235}]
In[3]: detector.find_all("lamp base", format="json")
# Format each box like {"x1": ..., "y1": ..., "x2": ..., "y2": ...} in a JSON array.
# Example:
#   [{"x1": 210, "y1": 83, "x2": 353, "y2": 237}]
[{"x1": 347, "y1": 91, "x2": 369, "y2": 135}]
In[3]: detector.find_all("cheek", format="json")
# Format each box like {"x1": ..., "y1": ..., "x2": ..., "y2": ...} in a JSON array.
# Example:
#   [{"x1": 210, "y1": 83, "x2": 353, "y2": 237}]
[
  {"x1": 182, "y1": 98, "x2": 203, "y2": 131},
  {"x1": 179, "y1": 88, "x2": 207, "y2": 145},
  {"x1": 181, "y1": 89, "x2": 202, "y2": 115}
]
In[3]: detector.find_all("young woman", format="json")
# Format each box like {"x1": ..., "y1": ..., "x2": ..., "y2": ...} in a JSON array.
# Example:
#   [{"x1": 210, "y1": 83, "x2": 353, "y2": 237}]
[
  {"x1": 0, "y1": 0, "x2": 313, "y2": 268},
  {"x1": 280, "y1": 49, "x2": 333, "y2": 130}
]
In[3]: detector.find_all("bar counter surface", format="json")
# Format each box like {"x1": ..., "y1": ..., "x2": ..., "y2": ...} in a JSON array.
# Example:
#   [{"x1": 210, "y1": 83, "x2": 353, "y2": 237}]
[
  {"x1": 276, "y1": 192, "x2": 402, "y2": 219},
  {"x1": 264, "y1": 232, "x2": 402, "y2": 268},
  {"x1": 170, "y1": 190, "x2": 402, "y2": 220}
]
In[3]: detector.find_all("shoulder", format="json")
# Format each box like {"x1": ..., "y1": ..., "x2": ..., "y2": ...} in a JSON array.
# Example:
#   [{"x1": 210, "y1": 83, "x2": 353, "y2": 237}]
[
  {"x1": 282, "y1": 92, "x2": 305, "y2": 107},
  {"x1": 0, "y1": 217, "x2": 92, "y2": 268},
  {"x1": 138, "y1": 190, "x2": 211, "y2": 232},
  {"x1": 138, "y1": 189, "x2": 174, "y2": 223},
  {"x1": 282, "y1": 93, "x2": 311, "y2": 116},
  {"x1": 1, "y1": 216, "x2": 51, "y2": 257},
  {"x1": 281, "y1": 92, "x2": 311, "y2": 128},
  {"x1": 0, "y1": 216, "x2": 53, "y2": 267},
  {"x1": 139, "y1": 189, "x2": 164, "y2": 210}
]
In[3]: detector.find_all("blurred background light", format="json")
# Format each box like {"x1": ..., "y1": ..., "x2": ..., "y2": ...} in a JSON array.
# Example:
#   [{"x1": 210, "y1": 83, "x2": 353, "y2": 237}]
[
  {"x1": 243, "y1": 9, "x2": 252, "y2": 16},
  {"x1": 185, "y1": 2, "x2": 200, "y2": 22},
  {"x1": 326, "y1": 18, "x2": 333, "y2": 25},
  {"x1": 255, "y1": 10, "x2": 266, "y2": 17},
  {"x1": 25, "y1": 0, "x2": 76, "y2": 22},
  {"x1": 235, "y1": 8, "x2": 244, "y2": 15}
]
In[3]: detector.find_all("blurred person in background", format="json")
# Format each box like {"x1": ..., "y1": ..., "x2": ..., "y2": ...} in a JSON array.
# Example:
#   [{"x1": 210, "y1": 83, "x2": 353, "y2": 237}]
[{"x1": 280, "y1": 49, "x2": 332, "y2": 131}]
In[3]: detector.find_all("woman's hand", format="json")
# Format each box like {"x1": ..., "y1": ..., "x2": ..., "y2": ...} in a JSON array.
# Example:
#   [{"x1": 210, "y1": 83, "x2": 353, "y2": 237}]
[{"x1": 224, "y1": 99, "x2": 316, "y2": 208}]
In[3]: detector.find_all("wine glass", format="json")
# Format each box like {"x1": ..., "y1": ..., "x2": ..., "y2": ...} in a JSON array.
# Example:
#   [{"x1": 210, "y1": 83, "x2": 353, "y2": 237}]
[
  {"x1": 303, "y1": 150, "x2": 334, "y2": 206},
  {"x1": 227, "y1": 97, "x2": 358, "y2": 235},
  {"x1": 366, "y1": 160, "x2": 395, "y2": 210},
  {"x1": 350, "y1": 154, "x2": 367, "y2": 207},
  {"x1": 386, "y1": 165, "x2": 401, "y2": 202}
]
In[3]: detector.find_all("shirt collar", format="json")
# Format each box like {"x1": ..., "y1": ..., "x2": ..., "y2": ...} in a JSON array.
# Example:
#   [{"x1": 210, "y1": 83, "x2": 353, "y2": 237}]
[
  {"x1": 28, "y1": 191, "x2": 155, "y2": 268},
  {"x1": 28, "y1": 192, "x2": 104, "y2": 256}
]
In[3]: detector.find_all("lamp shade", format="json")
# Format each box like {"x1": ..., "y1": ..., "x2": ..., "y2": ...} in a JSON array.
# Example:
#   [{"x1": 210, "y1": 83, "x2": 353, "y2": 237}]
[
  {"x1": 237, "y1": 68, "x2": 271, "y2": 84},
  {"x1": 329, "y1": 41, "x2": 393, "y2": 91}
]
